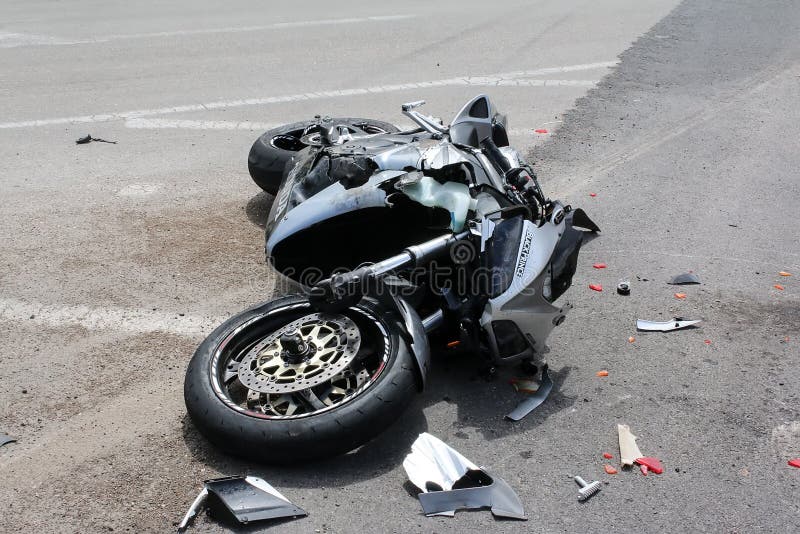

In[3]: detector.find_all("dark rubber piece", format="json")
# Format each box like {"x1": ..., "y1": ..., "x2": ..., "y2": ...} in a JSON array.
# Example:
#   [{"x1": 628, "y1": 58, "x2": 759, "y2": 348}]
[{"x1": 183, "y1": 295, "x2": 417, "y2": 462}]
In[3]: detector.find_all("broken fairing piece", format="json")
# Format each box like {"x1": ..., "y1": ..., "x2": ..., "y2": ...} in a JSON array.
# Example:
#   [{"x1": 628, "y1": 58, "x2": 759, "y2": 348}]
[
  {"x1": 403, "y1": 433, "x2": 526, "y2": 520},
  {"x1": 0, "y1": 433, "x2": 16, "y2": 447},
  {"x1": 176, "y1": 476, "x2": 306, "y2": 532},
  {"x1": 668, "y1": 273, "x2": 701, "y2": 285},
  {"x1": 395, "y1": 173, "x2": 477, "y2": 231},
  {"x1": 617, "y1": 424, "x2": 643, "y2": 467},
  {"x1": 505, "y1": 365, "x2": 553, "y2": 421},
  {"x1": 404, "y1": 432, "x2": 477, "y2": 517},
  {"x1": 636, "y1": 318, "x2": 701, "y2": 332}
]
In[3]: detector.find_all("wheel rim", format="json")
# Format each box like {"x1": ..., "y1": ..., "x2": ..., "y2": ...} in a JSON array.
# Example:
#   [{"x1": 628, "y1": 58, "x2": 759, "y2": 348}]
[
  {"x1": 270, "y1": 122, "x2": 392, "y2": 151},
  {"x1": 210, "y1": 303, "x2": 390, "y2": 419}
]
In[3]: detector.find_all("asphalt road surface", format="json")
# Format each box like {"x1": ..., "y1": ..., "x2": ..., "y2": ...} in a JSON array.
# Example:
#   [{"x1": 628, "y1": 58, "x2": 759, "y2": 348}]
[{"x1": 1, "y1": 0, "x2": 798, "y2": 532}]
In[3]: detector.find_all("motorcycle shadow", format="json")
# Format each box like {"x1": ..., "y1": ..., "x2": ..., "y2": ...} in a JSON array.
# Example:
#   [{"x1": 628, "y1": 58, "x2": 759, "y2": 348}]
[
  {"x1": 421, "y1": 350, "x2": 576, "y2": 441},
  {"x1": 244, "y1": 191, "x2": 274, "y2": 228},
  {"x1": 180, "y1": 402, "x2": 429, "y2": 487},
  {"x1": 180, "y1": 351, "x2": 574, "y2": 488}
]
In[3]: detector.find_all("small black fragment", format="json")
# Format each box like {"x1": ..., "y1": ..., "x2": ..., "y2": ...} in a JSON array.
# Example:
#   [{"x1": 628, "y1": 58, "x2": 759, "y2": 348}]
[
  {"x1": 668, "y1": 273, "x2": 701, "y2": 285},
  {"x1": 76, "y1": 134, "x2": 117, "y2": 145}
]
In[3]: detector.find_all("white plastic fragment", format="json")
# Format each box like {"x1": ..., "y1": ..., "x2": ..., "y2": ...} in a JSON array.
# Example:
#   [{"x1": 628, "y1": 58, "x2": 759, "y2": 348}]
[
  {"x1": 636, "y1": 318, "x2": 701, "y2": 331},
  {"x1": 403, "y1": 432, "x2": 479, "y2": 516},
  {"x1": 617, "y1": 424, "x2": 643, "y2": 467}
]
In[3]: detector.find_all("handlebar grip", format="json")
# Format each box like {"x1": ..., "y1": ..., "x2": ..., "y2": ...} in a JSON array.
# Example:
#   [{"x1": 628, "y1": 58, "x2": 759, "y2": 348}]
[{"x1": 479, "y1": 136, "x2": 511, "y2": 174}]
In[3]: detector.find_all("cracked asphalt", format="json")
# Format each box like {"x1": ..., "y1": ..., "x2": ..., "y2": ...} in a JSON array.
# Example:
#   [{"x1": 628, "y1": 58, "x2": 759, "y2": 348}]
[{"x1": 1, "y1": 0, "x2": 799, "y2": 532}]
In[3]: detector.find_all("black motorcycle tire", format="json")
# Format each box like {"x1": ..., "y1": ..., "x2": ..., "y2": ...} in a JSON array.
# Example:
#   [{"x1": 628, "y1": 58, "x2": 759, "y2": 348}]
[
  {"x1": 184, "y1": 295, "x2": 418, "y2": 462},
  {"x1": 247, "y1": 118, "x2": 400, "y2": 193}
]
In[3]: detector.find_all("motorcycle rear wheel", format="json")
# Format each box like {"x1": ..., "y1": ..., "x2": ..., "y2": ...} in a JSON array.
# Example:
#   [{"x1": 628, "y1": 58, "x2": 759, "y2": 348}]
[
  {"x1": 247, "y1": 118, "x2": 399, "y2": 193},
  {"x1": 184, "y1": 295, "x2": 417, "y2": 462}
]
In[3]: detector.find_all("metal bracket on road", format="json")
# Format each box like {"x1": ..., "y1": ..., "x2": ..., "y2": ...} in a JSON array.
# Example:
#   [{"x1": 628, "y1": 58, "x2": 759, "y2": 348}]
[{"x1": 505, "y1": 365, "x2": 553, "y2": 421}]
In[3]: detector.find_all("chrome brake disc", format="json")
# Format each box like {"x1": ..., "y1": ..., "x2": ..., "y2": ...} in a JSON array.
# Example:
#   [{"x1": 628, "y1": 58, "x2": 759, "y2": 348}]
[{"x1": 237, "y1": 313, "x2": 361, "y2": 395}]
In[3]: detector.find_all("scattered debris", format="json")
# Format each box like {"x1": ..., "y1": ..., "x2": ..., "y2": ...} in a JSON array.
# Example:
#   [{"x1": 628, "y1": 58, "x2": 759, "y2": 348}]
[
  {"x1": 177, "y1": 476, "x2": 306, "y2": 532},
  {"x1": 534, "y1": 128, "x2": 548, "y2": 134},
  {"x1": 668, "y1": 273, "x2": 701, "y2": 285},
  {"x1": 593, "y1": 262, "x2": 607, "y2": 269},
  {"x1": 403, "y1": 433, "x2": 526, "y2": 520},
  {"x1": 506, "y1": 365, "x2": 553, "y2": 421},
  {"x1": 774, "y1": 284, "x2": 785, "y2": 291},
  {"x1": 779, "y1": 271, "x2": 792, "y2": 277},
  {"x1": 788, "y1": 459, "x2": 800, "y2": 469},
  {"x1": 603, "y1": 464, "x2": 618, "y2": 475},
  {"x1": 617, "y1": 425, "x2": 664, "y2": 475},
  {"x1": 617, "y1": 424, "x2": 643, "y2": 467},
  {"x1": 617, "y1": 280, "x2": 630, "y2": 295},
  {"x1": 636, "y1": 318, "x2": 701, "y2": 332},
  {"x1": 589, "y1": 283, "x2": 603, "y2": 292},
  {"x1": 574, "y1": 476, "x2": 601, "y2": 501},
  {"x1": 75, "y1": 134, "x2": 117, "y2": 145},
  {"x1": 635, "y1": 457, "x2": 664, "y2": 475},
  {"x1": 589, "y1": 192, "x2": 597, "y2": 197},
  {"x1": 674, "y1": 292, "x2": 687, "y2": 299},
  {"x1": 603, "y1": 452, "x2": 613, "y2": 459},
  {"x1": 596, "y1": 370, "x2": 609, "y2": 377},
  {"x1": 628, "y1": 336, "x2": 635, "y2": 343},
  {"x1": 0, "y1": 433, "x2": 16, "y2": 448}
]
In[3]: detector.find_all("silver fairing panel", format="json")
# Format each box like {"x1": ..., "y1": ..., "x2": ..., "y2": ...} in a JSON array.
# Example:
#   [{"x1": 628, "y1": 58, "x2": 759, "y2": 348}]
[
  {"x1": 265, "y1": 170, "x2": 405, "y2": 256},
  {"x1": 482, "y1": 216, "x2": 570, "y2": 354}
]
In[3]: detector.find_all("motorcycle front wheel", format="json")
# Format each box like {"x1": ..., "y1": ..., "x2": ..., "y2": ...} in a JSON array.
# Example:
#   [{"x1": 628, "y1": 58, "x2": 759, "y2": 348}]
[{"x1": 184, "y1": 295, "x2": 417, "y2": 462}]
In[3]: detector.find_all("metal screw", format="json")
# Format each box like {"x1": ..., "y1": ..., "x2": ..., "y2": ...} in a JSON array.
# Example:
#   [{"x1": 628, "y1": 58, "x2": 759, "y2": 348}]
[{"x1": 574, "y1": 475, "x2": 601, "y2": 501}]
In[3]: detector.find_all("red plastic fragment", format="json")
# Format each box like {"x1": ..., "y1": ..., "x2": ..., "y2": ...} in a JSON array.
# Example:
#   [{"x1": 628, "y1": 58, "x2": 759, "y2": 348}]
[
  {"x1": 635, "y1": 457, "x2": 664, "y2": 474},
  {"x1": 589, "y1": 284, "x2": 603, "y2": 292},
  {"x1": 704, "y1": 339, "x2": 712, "y2": 345},
  {"x1": 640, "y1": 464, "x2": 649, "y2": 476},
  {"x1": 593, "y1": 262, "x2": 607, "y2": 269},
  {"x1": 534, "y1": 128, "x2": 548, "y2": 134},
  {"x1": 604, "y1": 464, "x2": 618, "y2": 475},
  {"x1": 674, "y1": 292, "x2": 687, "y2": 299},
  {"x1": 603, "y1": 452, "x2": 613, "y2": 459},
  {"x1": 589, "y1": 192, "x2": 597, "y2": 197},
  {"x1": 788, "y1": 459, "x2": 800, "y2": 468},
  {"x1": 774, "y1": 284, "x2": 785, "y2": 290}
]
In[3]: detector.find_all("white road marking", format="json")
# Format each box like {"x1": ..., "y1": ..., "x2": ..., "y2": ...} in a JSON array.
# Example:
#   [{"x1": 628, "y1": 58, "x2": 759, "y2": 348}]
[
  {"x1": 495, "y1": 79, "x2": 597, "y2": 87},
  {"x1": 124, "y1": 118, "x2": 548, "y2": 138},
  {"x1": 0, "y1": 31, "x2": 87, "y2": 48},
  {"x1": 125, "y1": 118, "x2": 281, "y2": 130},
  {"x1": 116, "y1": 182, "x2": 164, "y2": 196},
  {"x1": 0, "y1": 298, "x2": 222, "y2": 338},
  {"x1": 0, "y1": 15, "x2": 415, "y2": 48},
  {"x1": 0, "y1": 61, "x2": 616, "y2": 130},
  {"x1": 96, "y1": 15, "x2": 415, "y2": 41}
]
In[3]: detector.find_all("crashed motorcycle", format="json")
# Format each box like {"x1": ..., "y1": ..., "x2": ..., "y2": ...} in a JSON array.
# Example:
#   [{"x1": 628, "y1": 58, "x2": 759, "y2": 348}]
[{"x1": 184, "y1": 96, "x2": 598, "y2": 461}]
